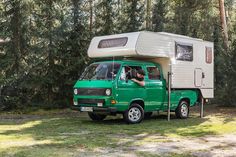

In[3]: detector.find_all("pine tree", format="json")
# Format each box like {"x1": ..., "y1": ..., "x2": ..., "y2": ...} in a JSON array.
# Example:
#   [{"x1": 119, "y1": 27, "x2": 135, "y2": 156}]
[
  {"x1": 0, "y1": 0, "x2": 33, "y2": 109},
  {"x1": 40, "y1": 0, "x2": 92, "y2": 107},
  {"x1": 152, "y1": 0, "x2": 166, "y2": 32},
  {"x1": 0, "y1": 0, "x2": 235, "y2": 110},
  {"x1": 171, "y1": 0, "x2": 215, "y2": 39},
  {"x1": 94, "y1": 0, "x2": 116, "y2": 35},
  {"x1": 117, "y1": 0, "x2": 144, "y2": 33}
]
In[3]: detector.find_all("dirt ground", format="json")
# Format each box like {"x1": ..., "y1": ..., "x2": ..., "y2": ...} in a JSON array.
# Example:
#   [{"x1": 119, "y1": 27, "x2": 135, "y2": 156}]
[
  {"x1": 0, "y1": 104, "x2": 236, "y2": 157},
  {"x1": 102, "y1": 105, "x2": 236, "y2": 157},
  {"x1": 101, "y1": 133, "x2": 236, "y2": 157}
]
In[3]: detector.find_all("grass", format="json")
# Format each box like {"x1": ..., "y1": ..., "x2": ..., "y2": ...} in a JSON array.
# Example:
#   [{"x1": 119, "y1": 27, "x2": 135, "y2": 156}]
[{"x1": 0, "y1": 105, "x2": 236, "y2": 157}]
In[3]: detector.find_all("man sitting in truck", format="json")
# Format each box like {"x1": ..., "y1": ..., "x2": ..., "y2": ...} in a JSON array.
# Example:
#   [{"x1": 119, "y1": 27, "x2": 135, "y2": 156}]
[{"x1": 131, "y1": 69, "x2": 145, "y2": 87}]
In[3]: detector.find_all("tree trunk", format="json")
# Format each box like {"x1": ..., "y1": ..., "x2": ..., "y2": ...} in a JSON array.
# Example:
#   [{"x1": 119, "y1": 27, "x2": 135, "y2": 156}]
[
  {"x1": 47, "y1": 0, "x2": 54, "y2": 103},
  {"x1": 146, "y1": 0, "x2": 151, "y2": 30},
  {"x1": 118, "y1": 0, "x2": 121, "y2": 13},
  {"x1": 219, "y1": 0, "x2": 229, "y2": 49},
  {"x1": 72, "y1": 0, "x2": 79, "y2": 28},
  {"x1": 89, "y1": 0, "x2": 93, "y2": 35},
  {"x1": 11, "y1": 0, "x2": 21, "y2": 75}
]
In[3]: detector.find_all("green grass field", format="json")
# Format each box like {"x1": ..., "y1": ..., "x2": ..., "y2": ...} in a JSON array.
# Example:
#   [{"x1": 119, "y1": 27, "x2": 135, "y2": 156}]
[{"x1": 0, "y1": 105, "x2": 236, "y2": 157}]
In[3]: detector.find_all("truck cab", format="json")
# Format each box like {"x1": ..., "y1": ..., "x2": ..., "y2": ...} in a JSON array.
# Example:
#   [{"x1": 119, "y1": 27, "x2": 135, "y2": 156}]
[{"x1": 73, "y1": 60, "x2": 198, "y2": 123}]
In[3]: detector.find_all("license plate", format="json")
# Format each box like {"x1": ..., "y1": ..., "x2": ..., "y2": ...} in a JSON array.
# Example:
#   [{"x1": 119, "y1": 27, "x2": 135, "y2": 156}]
[
  {"x1": 81, "y1": 107, "x2": 93, "y2": 112},
  {"x1": 97, "y1": 103, "x2": 103, "y2": 107}
]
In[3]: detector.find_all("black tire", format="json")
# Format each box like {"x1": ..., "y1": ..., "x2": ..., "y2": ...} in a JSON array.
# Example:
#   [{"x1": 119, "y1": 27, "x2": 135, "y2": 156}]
[
  {"x1": 88, "y1": 112, "x2": 107, "y2": 121},
  {"x1": 144, "y1": 112, "x2": 153, "y2": 119},
  {"x1": 175, "y1": 100, "x2": 189, "y2": 119},
  {"x1": 123, "y1": 103, "x2": 144, "y2": 124}
]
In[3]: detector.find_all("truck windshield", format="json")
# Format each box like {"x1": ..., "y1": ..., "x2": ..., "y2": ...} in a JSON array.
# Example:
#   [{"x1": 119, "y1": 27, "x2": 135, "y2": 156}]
[{"x1": 80, "y1": 63, "x2": 121, "y2": 80}]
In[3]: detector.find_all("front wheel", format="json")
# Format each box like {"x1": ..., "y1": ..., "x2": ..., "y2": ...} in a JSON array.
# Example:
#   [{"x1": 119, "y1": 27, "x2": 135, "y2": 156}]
[
  {"x1": 175, "y1": 100, "x2": 189, "y2": 119},
  {"x1": 123, "y1": 103, "x2": 144, "y2": 124},
  {"x1": 88, "y1": 112, "x2": 107, "y2": 121}
]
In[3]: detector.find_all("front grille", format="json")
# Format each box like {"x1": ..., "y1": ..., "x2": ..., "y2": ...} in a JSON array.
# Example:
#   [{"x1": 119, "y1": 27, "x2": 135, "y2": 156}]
[
  {"x1": 77, "y1": 88, "x2": 107, "y2": 96},
  {"x1": 78, "y1": 99, "x2": 105, "y2": 104}
]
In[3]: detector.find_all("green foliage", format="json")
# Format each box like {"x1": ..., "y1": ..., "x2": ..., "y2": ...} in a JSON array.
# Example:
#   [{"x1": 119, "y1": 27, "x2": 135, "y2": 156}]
[
  {"x1": 0, "y1": 0, "x2": 236, "y2": 110},
  {"x1": 170, "y1": 0, "x2": 216, "y2": 39},
  {"x1": 152, "y1": 0, "x2": 166, "y2": 32},
  {"x1": 116, "y1": 0, "x2": 144, "y2": 33},
  {"x1": 219, "y1": 39, "x2": 236, "y2": 106},
  {"x1": 94, "y1": 0, "x2": 116, "y2": 35},
  {"x1": 0, "y1": 0, "x2": 90, "y2": 110}
]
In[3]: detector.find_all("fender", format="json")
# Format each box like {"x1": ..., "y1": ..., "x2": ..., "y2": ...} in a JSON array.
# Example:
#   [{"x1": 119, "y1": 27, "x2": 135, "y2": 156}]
[{"x1": 128, "y1": 98, "x2": 145, "y2": 109}]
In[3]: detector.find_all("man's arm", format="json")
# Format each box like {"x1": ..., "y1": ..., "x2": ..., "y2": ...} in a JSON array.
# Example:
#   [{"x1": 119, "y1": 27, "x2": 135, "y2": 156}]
[{"x1": 131, "y1": 78, "x2": 145, "y2": 87}]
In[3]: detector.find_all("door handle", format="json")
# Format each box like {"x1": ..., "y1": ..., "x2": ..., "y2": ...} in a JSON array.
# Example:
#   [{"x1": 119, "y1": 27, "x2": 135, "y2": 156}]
[{"x1": 202, "y1": 72, "x2": 205, "y2": 78}]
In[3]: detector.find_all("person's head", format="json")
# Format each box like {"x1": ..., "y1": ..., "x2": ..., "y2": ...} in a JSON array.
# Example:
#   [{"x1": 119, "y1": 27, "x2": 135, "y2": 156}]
[{"x1": 137, "y1": 69, "x2": 145, "y2": 78}]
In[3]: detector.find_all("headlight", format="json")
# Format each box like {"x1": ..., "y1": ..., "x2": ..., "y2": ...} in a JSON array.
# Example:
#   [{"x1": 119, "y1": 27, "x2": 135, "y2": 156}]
[
  {"x1": 105, "y1": 89, "x2": 111, "y2": 96},
  {"x1": 74, "y1": 89, "x2": 78, "y2": 95},
  {"x1": 73, "y1": 101, "x2": 78, "y2": 106}
]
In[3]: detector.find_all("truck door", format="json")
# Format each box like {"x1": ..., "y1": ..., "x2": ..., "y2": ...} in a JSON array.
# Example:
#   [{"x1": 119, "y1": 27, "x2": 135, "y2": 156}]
[
  {"x1": 145, "y1": 66, "x2": 165, "y2": 111},
  {"x1": 194, "y1": 68, "x2": 203, "y2": 87},
  {"x1": 116, "y1": 65, "x2": 146, "y2": 108}
]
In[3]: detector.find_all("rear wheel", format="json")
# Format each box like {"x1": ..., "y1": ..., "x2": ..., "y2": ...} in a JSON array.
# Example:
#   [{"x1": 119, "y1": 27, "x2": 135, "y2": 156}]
[
  {"x1": 175, "y1": 100, "x2": 189, "y2": 119},
  {"x1": 123, "y1": 103, "x2": 144, "y2": 124},
  {"x1": 88, "y1": 112, "x2": 107, "y2": 121}
]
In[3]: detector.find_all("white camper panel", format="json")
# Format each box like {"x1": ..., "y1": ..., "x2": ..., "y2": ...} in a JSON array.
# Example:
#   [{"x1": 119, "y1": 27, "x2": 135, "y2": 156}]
[
  {"x1": 88, "y1": 31, "x2": 174, "y2": 58},
  {"x1": 161, "y1": 34, "x2": 214, "y2": 98},
  {"x1": 136, "y1": 32, "x2": 174, "y2": 57},
  {"x1": 87, "y1": 32, "x2": 140, "y2": 58},
  {"x1": 87, "y1": 31, "x2": 214, "y2": 98}
]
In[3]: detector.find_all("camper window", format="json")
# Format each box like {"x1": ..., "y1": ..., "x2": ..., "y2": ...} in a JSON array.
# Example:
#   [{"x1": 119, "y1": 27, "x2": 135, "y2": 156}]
[
  {"x1": 98, "y1": 37, "x2": 128, "y2": 48},
  {"x1": 205, "y1": 47, "x2": 212, "y2": 64},
  {"x1": 175, "y1": 42, "x2": 193, "y2": 61},
  {"x1": 147, "y1": 67, "x2": 160, "y2": 80}
]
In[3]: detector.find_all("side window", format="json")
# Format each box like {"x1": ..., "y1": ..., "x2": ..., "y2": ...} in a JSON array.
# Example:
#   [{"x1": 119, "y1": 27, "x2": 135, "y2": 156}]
[
  {"x1": 120, "y1": 66, "x2": 142, "y2": 80},
  {"x1": 147, "y1": 66, "x2": 160, "y2": 80},
  {"x1": 205, "y1": 47, "x2": 212, "y2": 64},
  {"x1": 175, "y1": 42, "x2": 193, "y2": 61}
]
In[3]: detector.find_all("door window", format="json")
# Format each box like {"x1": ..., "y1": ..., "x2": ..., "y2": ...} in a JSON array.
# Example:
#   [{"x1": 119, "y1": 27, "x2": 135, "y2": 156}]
[
  {"x1": 120, "y1": 66, "x2": 142, "y2": 80},
  {"x1": 147, "y1": 66, "x2": 160, "y2": 80}
]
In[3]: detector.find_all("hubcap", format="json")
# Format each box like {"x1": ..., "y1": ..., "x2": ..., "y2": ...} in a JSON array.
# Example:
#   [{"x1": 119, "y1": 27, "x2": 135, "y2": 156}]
[
  {"x1": 181, "y1": 104, "x2": 188, "y2": 117},
  {"x1": 128, "y1": 107, "x2": 141, "y2": 122}
]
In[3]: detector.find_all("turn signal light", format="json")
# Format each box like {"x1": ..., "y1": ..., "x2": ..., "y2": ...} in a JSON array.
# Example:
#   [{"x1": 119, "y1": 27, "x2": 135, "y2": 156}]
[{"x1": 111, "y1": 100, "x2": 116, "y2": 104}]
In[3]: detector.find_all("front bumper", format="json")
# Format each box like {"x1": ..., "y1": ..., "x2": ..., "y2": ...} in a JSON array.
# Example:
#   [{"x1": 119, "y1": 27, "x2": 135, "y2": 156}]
[
  {"x1": 72, "y1": 96, "x2": 117, "y2": 114},
  {"x1": 71, "y1": 105, "x2": 117, "y2": 114}
]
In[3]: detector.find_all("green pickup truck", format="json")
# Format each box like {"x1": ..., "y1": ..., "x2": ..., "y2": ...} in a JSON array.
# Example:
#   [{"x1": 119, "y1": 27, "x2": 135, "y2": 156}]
[{"x1": 73, "y1": 60, "x2": 199, "y2": 124}]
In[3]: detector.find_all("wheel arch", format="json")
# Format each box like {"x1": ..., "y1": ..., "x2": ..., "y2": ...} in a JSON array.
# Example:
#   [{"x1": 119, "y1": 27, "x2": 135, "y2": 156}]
[
  {"x1": 179, "y1": 98, "x2": 190, "y2": 106},
  {"x1": 177, "y1": 89, "x2": 199, "y2": 107},
  {"x1": 129, "y1": 98, "x2": 145, "y2": 109}
]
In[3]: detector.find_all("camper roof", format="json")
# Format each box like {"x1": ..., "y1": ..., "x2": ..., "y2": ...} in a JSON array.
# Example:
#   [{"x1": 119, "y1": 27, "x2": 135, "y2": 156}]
[
  {"x1": 157, "y1": 32, "x2": 203, "y2": 41},
  {"x1": 87, "y1": 31, "x2": 212, "y2": 58}
]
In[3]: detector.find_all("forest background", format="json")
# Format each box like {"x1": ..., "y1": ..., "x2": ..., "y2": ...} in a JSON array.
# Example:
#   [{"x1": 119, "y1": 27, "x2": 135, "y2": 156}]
[{"x1": 0, "y1": 0, "x2": 236, "y2": 111}]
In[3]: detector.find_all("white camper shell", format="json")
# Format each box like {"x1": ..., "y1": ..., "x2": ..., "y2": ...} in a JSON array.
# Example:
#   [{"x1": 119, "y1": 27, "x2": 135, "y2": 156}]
[{"x1": 88, "y1": 31, "x2": 214, "y2": 98}]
